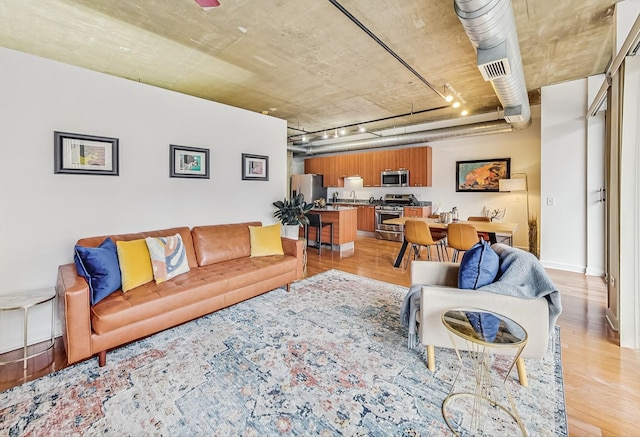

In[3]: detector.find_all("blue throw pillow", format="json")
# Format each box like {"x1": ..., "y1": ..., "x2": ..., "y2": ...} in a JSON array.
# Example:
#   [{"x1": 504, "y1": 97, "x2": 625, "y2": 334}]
[
  {"x1": 74, "y1": 237, "x2": 122, "y2": 305},
  {"x1": 458, "y1": 240, "x2": 499, "y2": 289}
]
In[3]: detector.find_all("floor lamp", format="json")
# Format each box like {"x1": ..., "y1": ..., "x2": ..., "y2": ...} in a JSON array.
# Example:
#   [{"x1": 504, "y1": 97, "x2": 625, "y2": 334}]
[{"x1": 499, "y1": 173, "x2": 538, "y2": 258}]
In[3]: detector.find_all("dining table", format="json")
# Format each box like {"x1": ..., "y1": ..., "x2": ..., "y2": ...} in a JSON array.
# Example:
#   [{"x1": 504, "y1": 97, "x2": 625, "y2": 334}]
[{"x1": 382, "y1": 217, "x2": 519, "y2": 268}]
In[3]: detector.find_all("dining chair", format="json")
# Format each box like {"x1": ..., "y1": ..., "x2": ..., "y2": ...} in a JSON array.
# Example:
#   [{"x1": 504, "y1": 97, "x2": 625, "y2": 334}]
[
  {"x1": 403, "y1": 219, "x2": 447, "y2": 269},
  {"x1": 427, "y1": 214, "x2": 449, "y2": 247},
  {"x1": 305, "y1": 213, "x2": 333, "y2": 255},
  {"x1": 446, "y1": 223, "x2": 481, "y2": 262},
  {"x1": 467, "y1": 216, "x2": 491, "y2": 242}
]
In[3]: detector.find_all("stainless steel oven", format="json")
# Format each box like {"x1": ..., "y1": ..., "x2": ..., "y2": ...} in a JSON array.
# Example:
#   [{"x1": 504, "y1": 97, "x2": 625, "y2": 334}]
[{"x1": 375, "y1": 205, "x2": 404, "y2": 242}]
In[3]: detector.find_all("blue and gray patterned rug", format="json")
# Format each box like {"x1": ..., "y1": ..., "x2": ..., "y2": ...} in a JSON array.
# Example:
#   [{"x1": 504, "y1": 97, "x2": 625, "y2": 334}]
[{"x1": 1, "y1": 270, "x2": 566, "y2": 436}]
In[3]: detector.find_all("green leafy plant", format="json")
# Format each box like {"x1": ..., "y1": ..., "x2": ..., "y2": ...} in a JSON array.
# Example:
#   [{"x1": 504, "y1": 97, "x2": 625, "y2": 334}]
[{"x1": 273, "y1": 194, "x2": 314, "y2": 226}]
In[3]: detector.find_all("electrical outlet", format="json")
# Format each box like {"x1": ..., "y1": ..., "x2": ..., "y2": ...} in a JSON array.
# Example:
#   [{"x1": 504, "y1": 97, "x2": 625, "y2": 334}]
[{"x1": 546, "y1": 197, "x2": 555, "y2": 206}]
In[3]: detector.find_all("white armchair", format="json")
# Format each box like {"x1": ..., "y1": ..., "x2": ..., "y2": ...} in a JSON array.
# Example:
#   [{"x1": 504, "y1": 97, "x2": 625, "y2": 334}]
[{"x1": 410, "y1": 261, "x2": 550, "y2": 386}]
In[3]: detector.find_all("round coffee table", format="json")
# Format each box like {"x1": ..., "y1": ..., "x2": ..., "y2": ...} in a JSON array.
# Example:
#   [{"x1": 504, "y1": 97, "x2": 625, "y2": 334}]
[
  {"x1": 0, "y1": 288, "x2": 56, "y2": 369},
  {"x1": 441, "y1": 308, "x2": 528, "y2": 436}
]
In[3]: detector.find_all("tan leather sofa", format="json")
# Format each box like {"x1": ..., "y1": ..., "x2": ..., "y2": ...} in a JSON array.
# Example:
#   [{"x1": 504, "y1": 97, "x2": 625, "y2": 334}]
[{"x1": 56, "y1": 221, "x2": 304, "y2": 367}]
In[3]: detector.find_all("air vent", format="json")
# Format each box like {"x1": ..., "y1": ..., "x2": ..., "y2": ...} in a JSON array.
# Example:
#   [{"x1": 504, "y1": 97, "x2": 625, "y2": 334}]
[
  {"x1": 477, "y1": 41, "x2": 511, "y2": 81},
  {"x1": 504, "y1": 105, "x2": 524, "y2": 123}
]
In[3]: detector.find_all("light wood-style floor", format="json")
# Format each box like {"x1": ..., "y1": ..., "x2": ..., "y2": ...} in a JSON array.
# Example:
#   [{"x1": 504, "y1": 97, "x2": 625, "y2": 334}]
[{"x1": 2, "y1": 236, "x2": 639, "y2": 436}]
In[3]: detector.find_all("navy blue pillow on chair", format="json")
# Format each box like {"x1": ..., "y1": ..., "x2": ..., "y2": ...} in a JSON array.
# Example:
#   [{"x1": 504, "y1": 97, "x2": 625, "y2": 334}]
[
  {"x1": 74, "y1": 237, "x2": 122, "y2": 305},
  {"x1": 458, "y1": 240, "x2": 499, "y2": 289}
]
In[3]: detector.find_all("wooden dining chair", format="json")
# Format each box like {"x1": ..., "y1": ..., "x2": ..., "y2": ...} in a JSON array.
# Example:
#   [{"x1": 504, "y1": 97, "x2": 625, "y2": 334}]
[
  {"x1": 403, "y1": 220, "x2": 446, "y2": 269},
  {"x1": 467, "y1": 216, "x2": 491, "y2": 242},
  {"x1": 446, "y1": 223, "x2": 481, "y2": 262}
]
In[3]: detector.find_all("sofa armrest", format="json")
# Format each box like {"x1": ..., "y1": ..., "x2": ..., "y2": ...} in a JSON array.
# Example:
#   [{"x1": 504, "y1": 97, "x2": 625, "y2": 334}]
[
  {"x1": 281, "y1": 237, "x2": 305, "y2": 280},
  {"x1": 56, "y1": 263, "x2": 93, "y2": 364},
  {"x1": 410, "y1": 261, "x2": 459, "y2": 287},
  {"x1": 418, "y1": 285, "x2": 550, "y2": 359}
]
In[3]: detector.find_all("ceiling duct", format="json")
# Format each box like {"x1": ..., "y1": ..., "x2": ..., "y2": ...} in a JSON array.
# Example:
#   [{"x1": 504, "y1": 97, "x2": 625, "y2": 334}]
[
  {"x1": 454, "y1": 0, "x2": 531, "y2": 129},
  {"x1": 288, "y1": 120, "x2": 512, "y2": 156}
]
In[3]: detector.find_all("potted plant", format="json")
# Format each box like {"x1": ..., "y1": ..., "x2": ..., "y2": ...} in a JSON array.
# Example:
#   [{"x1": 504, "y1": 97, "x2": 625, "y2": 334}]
[{"x1": 273, "y1": 194, "x2": 314, "y2": 239}]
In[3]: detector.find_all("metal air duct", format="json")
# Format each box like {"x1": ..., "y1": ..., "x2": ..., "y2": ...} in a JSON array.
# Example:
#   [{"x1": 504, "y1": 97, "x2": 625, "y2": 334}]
[
  {"x1": 287, "y1": 120, "x2": 512, "y2": 156},
  {"x1": 454, "y1": 0, "x2": 531, "y2": 129}
]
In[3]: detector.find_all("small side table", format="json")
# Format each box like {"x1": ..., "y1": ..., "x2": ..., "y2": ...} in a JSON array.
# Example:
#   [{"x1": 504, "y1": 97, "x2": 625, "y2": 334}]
[
  {"x1": 0, "y1": 288, "x2": 56, "y2": 369},
  {"x1": 441, "y1": 308, "x2": 528, "y2": 436}
]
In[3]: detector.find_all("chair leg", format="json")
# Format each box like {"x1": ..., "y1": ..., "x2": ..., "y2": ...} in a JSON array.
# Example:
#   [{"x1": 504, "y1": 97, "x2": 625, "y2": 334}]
[
  {"x1": 516, "y1": 356, "x2": 528, "y2": 386},
  {"x1": 427, "y1": 345, "x2": 435, "y2": 372},
  {"x1": 317, "y1": 226, "x2": 321, "y2": 255}
]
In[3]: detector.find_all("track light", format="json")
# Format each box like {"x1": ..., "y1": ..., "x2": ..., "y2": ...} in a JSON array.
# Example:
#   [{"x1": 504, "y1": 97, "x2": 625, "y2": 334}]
[
  {"x1": 461, "y1": 109, "x2": 469, "y2": 116},
  {"x1": 322, "y1": 131, "x2": 328, "y2": 139},
  {"x1": 334, "y1": 129, "x2": 339, "y2": 138},
  {"x1": 453, "y1": 101, "x2": 461, "y2": 109},
  {"x1": 359, "y1": 126, "x2": 366, "y2": 133},
  {"x1": 340, "y1": 128, "x2": 346, "y2": 135},
  {"x1": 445, "y1": 95, "x2": 453, "y2": 102}
]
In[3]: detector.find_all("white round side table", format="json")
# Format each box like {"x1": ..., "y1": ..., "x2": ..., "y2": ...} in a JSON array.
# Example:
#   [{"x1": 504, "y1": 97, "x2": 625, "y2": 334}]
[{"x1": 0, "y1": 287, "x2": 56, "y2": 369}]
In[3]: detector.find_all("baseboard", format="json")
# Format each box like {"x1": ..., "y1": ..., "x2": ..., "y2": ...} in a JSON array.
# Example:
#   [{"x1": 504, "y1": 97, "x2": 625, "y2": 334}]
[
  {"x1": 540, "y1": 260, "x2": 586, "y2": 274},
  {"x1": 585, "y1": 267, "x2": 605, "y2": 277}
]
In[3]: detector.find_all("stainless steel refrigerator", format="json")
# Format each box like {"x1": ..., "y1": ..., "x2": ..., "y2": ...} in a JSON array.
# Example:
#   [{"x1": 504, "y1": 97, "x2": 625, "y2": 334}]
[{"x1": 291, "y1": 174, "x2": 324, "y2": 203}]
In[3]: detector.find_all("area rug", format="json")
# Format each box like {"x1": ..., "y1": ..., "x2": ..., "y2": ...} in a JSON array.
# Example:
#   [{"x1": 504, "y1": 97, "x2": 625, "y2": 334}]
[{"x1": 1, "y1": 270, "x2": 566, "y2": 436}]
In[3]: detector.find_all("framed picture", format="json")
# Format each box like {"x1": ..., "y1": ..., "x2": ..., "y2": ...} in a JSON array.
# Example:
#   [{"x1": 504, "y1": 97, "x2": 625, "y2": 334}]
[
  {"x1": 241, "y1": 153, "x2": 269, "y2": 181},
  {"x1": 456, "y1": 158, "x2": 510, "y2": 192},
  {"x1": 170, "y1": 145, "x2": 210, "y2": 179},
  {"x1": 54, "y1": 131, "x2": 119, "y2": 176}
]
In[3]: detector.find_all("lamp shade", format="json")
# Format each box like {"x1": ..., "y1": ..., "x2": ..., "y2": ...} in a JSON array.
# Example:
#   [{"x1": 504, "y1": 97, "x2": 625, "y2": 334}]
[{"x1": 499, "y1": 178, "x2": 527, "y2": 192}]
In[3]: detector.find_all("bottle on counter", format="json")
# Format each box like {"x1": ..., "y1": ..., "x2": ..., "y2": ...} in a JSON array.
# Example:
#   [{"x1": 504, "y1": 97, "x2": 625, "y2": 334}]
[{"x1": 452, "y1": 207, "x2": 459, "y2": 222}]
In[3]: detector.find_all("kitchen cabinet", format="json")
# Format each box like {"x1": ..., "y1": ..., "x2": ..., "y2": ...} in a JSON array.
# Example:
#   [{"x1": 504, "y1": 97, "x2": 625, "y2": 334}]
[
  {"x1": 356, "y1": 205, "x2": 376, "y2": 232},
  {"x1": 304, "y1": 146, "x2": 432, "y2": 188},
  {"x1": 407, "y1": 147, "x2": 432, "y2": 187},
  {"x1": 403, "y1": 206, "x2": 433, "y2": 218}
]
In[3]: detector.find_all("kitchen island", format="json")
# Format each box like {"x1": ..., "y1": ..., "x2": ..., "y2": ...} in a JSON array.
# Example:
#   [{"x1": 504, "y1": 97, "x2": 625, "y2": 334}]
[{"x1": 307, "y1": 206, "x2": 357, "y2": 255}]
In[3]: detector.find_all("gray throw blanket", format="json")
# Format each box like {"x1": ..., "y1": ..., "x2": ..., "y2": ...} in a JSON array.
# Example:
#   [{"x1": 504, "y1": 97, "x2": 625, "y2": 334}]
[
  {"x1": 400, "y1": 244, "x2": 562, "y2": 349},
  {"x1": 400, "y1": 283, "x2": 423, "y2": 349},
  {"x1": 479, "y1": 244, "x2": 562, "y2": 337}
]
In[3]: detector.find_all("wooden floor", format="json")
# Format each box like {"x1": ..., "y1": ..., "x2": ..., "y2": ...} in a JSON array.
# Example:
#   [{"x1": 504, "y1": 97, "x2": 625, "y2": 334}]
[{"x1": 2, "y1": 235, "x2": 639, "y2": 436}]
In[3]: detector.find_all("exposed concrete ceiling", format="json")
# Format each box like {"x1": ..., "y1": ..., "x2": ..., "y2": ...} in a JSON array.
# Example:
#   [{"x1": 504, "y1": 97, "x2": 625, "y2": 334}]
[{"x1": 0, "y1": 0, "x2": 618, "y2": 145}]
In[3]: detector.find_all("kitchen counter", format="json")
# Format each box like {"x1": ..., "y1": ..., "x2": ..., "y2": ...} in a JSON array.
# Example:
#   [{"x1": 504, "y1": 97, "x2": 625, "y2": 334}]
[
  {"x1": 313, "y1": 205, "x2": 356, "y2": 211},
  {"x1": 307, "y1": 207, "x2": 357, "y2": 255}
]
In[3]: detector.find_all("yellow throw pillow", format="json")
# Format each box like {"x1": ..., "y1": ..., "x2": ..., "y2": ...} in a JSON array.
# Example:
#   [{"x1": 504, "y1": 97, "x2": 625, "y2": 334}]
[
  {"x1": 116, "y1": 239, "x2": 154, "y2": 292},
  {"x1": 249, "y1": 223, "x2": 284, "y2": 257}
]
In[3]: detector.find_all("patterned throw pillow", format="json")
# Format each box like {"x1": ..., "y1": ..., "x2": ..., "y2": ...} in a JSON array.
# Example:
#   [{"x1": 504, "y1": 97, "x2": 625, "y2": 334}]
[{"x1": 145, "y1": 233, "x2": 190, "y2": 284}]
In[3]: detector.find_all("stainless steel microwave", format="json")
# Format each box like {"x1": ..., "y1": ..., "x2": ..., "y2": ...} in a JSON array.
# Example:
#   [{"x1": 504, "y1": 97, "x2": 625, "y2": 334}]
[{"x1": 381, "y1": 170, "x2": 409, "y2": 187}]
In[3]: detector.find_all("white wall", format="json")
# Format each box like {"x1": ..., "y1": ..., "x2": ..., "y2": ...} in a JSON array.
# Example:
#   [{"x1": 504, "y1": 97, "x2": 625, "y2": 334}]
[
  {"x1": 540, "y1": 80, "x2": 589, "y2": 273},
  {"x1": 0, "y1": 48, "x2": 287, "y2": 352}
]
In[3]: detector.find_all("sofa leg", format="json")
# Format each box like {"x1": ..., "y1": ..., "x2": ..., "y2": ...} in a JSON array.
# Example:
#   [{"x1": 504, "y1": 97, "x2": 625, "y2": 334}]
[
  {"x1": 286, "y1": 283, "x2": 290, "y2": 292},
  {"x1": 516, "y1": 356, "x2": 528, "y2": 387},
  {"x1": 98, "y1": 350, "x2": 107, "y2": 367},
  {"x1": 427, "y1": 345, "x2": 435, "y2": 372}
]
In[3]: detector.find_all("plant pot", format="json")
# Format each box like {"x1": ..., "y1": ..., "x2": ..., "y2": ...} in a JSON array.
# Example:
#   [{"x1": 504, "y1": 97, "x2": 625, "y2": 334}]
[{"x1": 282, "y1": 224, "x2": 300, "y2": 240}]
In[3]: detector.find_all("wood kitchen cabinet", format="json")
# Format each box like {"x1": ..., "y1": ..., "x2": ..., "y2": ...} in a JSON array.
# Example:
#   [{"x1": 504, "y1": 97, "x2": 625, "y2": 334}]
[
  {"x1": 304, "y1": 146, "x2": 432, "y2": 188},
  {"x1": 403, "y1": 206, "x2": 433, "y2": 218},
  {"x1": 356, "y1": 205, "x2": 376, "y2": 231}
]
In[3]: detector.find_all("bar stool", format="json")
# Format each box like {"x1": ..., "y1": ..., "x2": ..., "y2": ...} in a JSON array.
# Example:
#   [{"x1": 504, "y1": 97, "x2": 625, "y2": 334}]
[{"x1": 305, "y1": 213, "x2": 333, "y2": 255}]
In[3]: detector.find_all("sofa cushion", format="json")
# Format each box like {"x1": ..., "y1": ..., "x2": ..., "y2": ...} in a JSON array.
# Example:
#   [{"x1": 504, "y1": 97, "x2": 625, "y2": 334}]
[
  {"x1": 249, "y1": 223, "x2": 284, "y2": 257},
  {"x1": 74, "y1": 237, "x2": 121, "y2": 305},
  {"x1": 145, "y1": 233, "x2": 190, "y2": 283},
  {"x1": 458, "y1": 240, "x2": 499, "y2": 289},
  {"x1": 192, "y1": 222, "x2": 261, "y2": 266},
  {"x1": 116, "y1": 239, "x2": 154, "y2": 292},
  {"x1": 90, "y1": 270, "x2": 228, "y2": 335}
]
